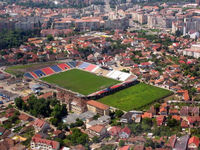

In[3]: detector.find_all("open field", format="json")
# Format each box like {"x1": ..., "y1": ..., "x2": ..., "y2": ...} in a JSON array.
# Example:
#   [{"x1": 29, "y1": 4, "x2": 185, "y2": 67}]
[
  {"x1": 5, "y1": 61, "x2": 60, "y2": 76},
  {"x1": 98, "y1": 83, "x2": 173, "y2": 111},
  {"x1": 41, "y1": 69, "x2": 120, "y2": 95}
]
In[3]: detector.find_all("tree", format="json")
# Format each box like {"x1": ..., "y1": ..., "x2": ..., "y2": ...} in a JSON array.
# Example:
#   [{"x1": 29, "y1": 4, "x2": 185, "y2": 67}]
[
  {"x1": 8, "y1": 104, "x2": 13, "y2": 109},
  {"x1": 47, "y1": 34, "x2": 54, "y2": 41},
  {"x1": 167, "y1": 118, "x2": 179, "y2": 128},
  {"x1": 92, "y1": 136, "x2": 100, "y2": 143},
  {"x1": 15, "y1": 97, "x2": 24, "y2": 110},
  {"x1": 66, "y1": 128, "x2": 89, "y2": 146},
  {"x1": 93, "y1": 114, "x2": 100, "y2": 120},
  {"x1": 50, "y1": 118, "x2": 59, "y2": 126},
  {"x1": 115, "y1": 109, "x2": 124, "y2": 118},
  {"x1": 175, "y1": 30, "x2": 182, "y2": 37},
  {"x1": 119, "y1": 140, "x2": 125, "y2": 147}
]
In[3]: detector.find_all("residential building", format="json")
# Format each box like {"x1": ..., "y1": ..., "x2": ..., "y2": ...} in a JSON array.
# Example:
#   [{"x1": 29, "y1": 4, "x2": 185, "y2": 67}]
[
  {"x1": 88, "y1": 125, "x2": 107, "y2": 138},
  {"x1": 188, "y1": 136, "x2": 200, "y2": 150},
  {"x1": 33, "y1": 119, "x2": 50, "y2": 133},
  {"x1": 119, "y1": 127, "x2": 131, "y2": 139},
  {"x1": 86, "y1": 100, "x2": 109, "y2": 116},
  {"x1": 31, "y1": 135, "x2": 60, "y2": 150}
]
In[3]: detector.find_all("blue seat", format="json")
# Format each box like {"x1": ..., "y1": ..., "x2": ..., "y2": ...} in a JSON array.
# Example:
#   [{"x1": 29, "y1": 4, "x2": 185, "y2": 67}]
[
  {"x1": 66, "y1": 62, "x2": 74, "y2": 68},
  {"x1": 24, "y1": 72, "x2": 34, "y2": 78},
  {"x1": 34, "y1": 70, "x2": 46, "y2": 78},
  {"x1": 78, "y1": 62, "x2": 90, "y2": 69},
  {"x1": 68, "y1": 61, "x2": 77, "y2": 68},
  {"x1": 50, "y1": 65, "x2": 62, "y2": 72}
]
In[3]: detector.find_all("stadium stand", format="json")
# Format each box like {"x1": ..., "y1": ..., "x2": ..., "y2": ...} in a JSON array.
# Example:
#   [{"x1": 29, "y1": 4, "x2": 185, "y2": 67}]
[
  {"x1": 33, "y1": 70, "x2": 46, "y2": 78},
  {"x1": 91, "y1": 66, "x2": 100, "y2": 72},
  {"x1": 78, "y1": 62, "x2": 90, "y2": 69},
  {"x1": 106, "y1": 70, "x2": 115, "y2": 77},
  {"x1": 30, "y1": 72, "x2": 39, "y2": 79},
  {"x1": 84, "y1": 64, "x2": 97, "y2": 72},
  {"x1": 107, "y1": 70, "x2": 131, "y2": 81},
  {"x1": 50, "y1": 65, "x2": 62, "y2": 72},
  {"x1": 68, "y1": 61, "x2": 77, "y2": 68},
  {"x1": 24, "y1": 72, "x2": 34, "y2": 79},
  {"x1": 66, "y1": 62, "x2": 73, "y2": 68},
  {"x1": 118, "y1": 73, "x2": 131, "y2": 81},
  {"x1": 58, "y1": 63, "x2": 70, "y2": 70},
  {"x1": 41, "y1": 67, "x2": 55, "y2": 75}
]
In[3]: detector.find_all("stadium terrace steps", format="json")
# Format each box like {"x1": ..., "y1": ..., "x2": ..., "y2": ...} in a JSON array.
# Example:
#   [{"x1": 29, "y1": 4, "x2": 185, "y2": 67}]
[
  {"x1": 68, "y1": 61, "x2": 77, "y2": 68},
  {"x1": 30, "y1": 72, "x2": 39, "y2": 79},
  {"x1": 78, "y1": 62, "x2": 90, "y2": 69},
  {"x1": 106, "y1": 70, "x2": 131, "y2": 81},
  {"x1": 33, "y1": 70, "x2": 46, "y2": 78},
  {"x1": 91, "y1": 66, "x2": 100, "y2": 72},
  {"x1": 57, "y1": 63, "x2": 70, "y2": 70},
  {"x1": 106, "y1": 70, "x2": 115, "y2": 77},
  {"x1": 66, "y1": 62, "x2": 73, "y2": 68},
  {"x1": 41, "y1": 67, "x2": 55, "y2": 75},
  {"x1": 23, "y1": 61, "x2": 134, "y2": 82},
  {"x1": 84, "y1": 64, "x2": 97, "y2": 72},
  {"x1": 24, "y1": 72, "x2": 34, "y2": 79},
  {"x1": 50, "y1": 65, "x2": 62, "y2": 72},
  {"x1": 118, "y1": 73, "x2": 131, "y2": 81}
]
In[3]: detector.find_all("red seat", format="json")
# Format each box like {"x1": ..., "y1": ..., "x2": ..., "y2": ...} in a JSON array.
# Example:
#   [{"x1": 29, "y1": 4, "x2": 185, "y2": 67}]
[
  {"x1": 85, "y1": 64, "x2": 97, "y2": 72},
  {"x1": 30, "y1": 72, "x2": 39, "y2": 79},
  {"x1": 41, "y1": 67, "x2": 55, "y2": 75},
  {"x1": 57, "y1": 63, "x2": 70, "y2": 70}
]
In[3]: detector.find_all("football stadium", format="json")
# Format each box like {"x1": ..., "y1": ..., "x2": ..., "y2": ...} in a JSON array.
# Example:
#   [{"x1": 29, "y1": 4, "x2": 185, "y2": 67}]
[
  {"x1": 24, "y1": 61, "x2": 172, "y2": 110},
  {"x1": 24, "y1": 61, "x2": 138, "y2": 96}
]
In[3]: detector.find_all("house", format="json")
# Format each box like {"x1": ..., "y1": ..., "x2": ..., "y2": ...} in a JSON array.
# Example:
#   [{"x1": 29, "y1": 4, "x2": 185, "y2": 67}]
[
  {"x1": 33, "y1": 119, "x2": 50, "y2": 133},
  {"x1": 31, "y1": 135, "x2": 60, "y2": 150},
  {"x1": 86, "y1": 100, "x2": 109, "y2": 116},
  {"x1": 0, "y1": 138, "x2": 15, "y2": 150},
  {"x1": 88, "y1": 125, "x2": 107, "y2": 138},
  {"x1": 174, "y1": 135, "x2": 189, "y2": 150},
  {"x1": 0, "y1": 127, "x2": 6, "y2": 136},
  {"x1": 189, "y1": 107, "x2": 199, "y2": 116},
  {"x1": 180, "y1": 106, "x2": 188, "y2": 116},
  {"x1": 38, "y1": 92, "x2": 54, "y2": 99},
  {"x1": 86, "y1": 115, "x2": 111, "y2": 128},
  {"x1": 156, "y1": 115, "x2": 165, "y2": 126},
  {"x1": 119, "y1": 127, "x2": 131, "y2": 139},
  {"x1": 181, "y1": 120, "x2": 189, "y2": 128},
  {"x1": 0, "y1": 117, "x2": 9, "y2": 125},
  {"x1": 53, "y1": 130, "x2": 65, "y2": 139},
  {"x1": 71, "y1": 144, "x2": 85, "y2": 150},
  {"x1": 142, "y1": 112, "x2": 152, "y2": 119},
  {"x1": 119, "y1": 145, "x2": 131, "y2": 150},
  {"x1": 5, "y1": 108, "x2": 15, "y2": 118},
  {"x1": 167, "y1": 135, "x2": 176, "y2": 148},
  {"x1": 18, "y1": 113, "x2": 33, "y2": 122},
  {"x1": 108, "y1": 126, "x2": 121, "y2": 137},
  {"x1": 188, "y1": 136, "x2": 199, "y2": 150},
  {"x1": 120, "y1": 111, "x2": 143, "y2": 123},
  {"x1": 9, "y1": 143, "x2": 26, "y2": 150}
]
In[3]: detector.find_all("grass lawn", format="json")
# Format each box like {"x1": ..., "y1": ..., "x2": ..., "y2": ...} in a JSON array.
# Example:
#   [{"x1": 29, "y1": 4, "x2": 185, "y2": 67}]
[
  {"x1": 5, "y1": 61, "x2": 59, "y2": 76},
  {"x1": 98, "y1": 83, "x2": 173, "y2": 111},
  {"x1": 41, "y1": 69, "x2": 120, "y2": 95}
]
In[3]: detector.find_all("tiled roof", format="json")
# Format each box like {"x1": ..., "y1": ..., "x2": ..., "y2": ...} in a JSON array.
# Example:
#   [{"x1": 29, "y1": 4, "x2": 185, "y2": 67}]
[
  {"x1": 188, "y1": 136, "x2": 199, "y2": 147},
  {"x1": 121, "y1": 127, "x2": 131, "y2": 135},
  {"x1": 33, "y1": 119, "x2": 46, "y2": 128},
  {"x1": 87, "y1": 100, "x2": 109, "y2": 110},
  {"x1": 89, "y1": 125, "x2": 105, "y2": 133},
  {"x1": 32, "y1": 135, "x2": 59, "y2": 149}
]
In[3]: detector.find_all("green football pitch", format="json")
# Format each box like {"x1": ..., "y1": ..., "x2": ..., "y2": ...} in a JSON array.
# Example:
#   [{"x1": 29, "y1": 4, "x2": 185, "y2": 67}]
[
  {"x1": 98, "y1": 83, "x2": 173, "y2": 111},
  {"x1": 41, "y1": 69, "x2": 120, "y2": 95}
]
